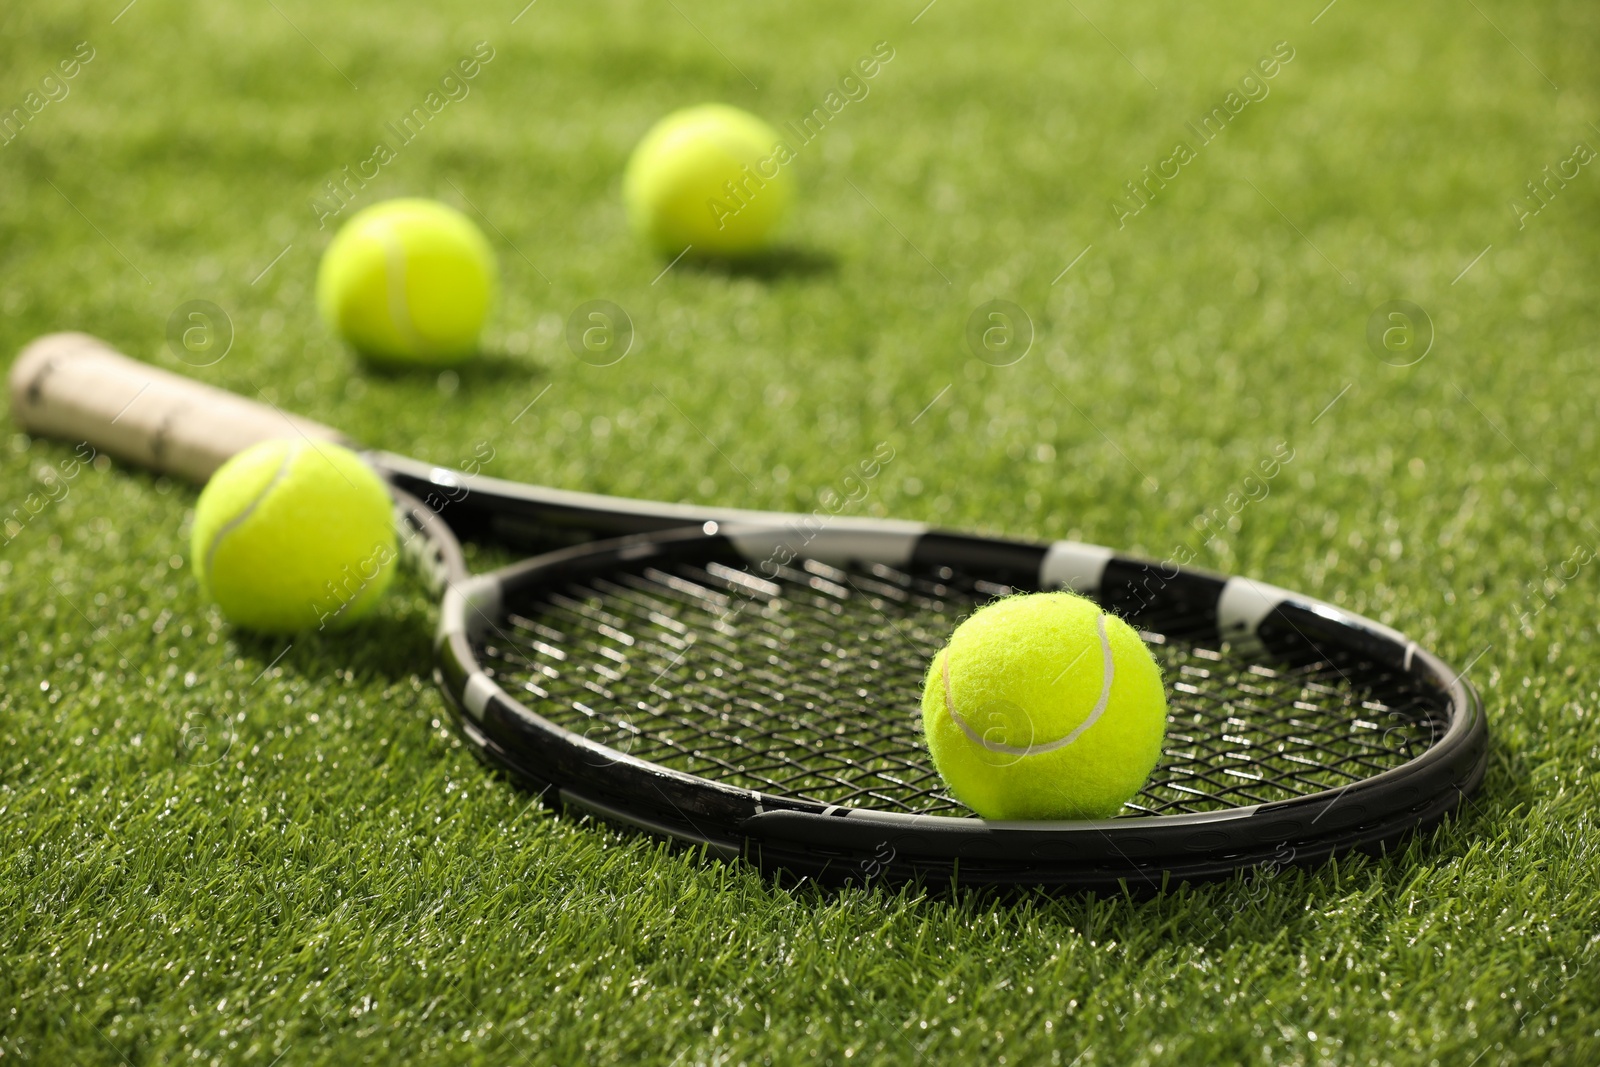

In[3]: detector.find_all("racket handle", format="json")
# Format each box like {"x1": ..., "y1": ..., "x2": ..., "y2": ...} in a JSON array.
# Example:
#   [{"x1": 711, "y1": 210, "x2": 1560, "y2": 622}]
[{"x1": 8, "y1": 332, "x2": 349, "y2": 484}]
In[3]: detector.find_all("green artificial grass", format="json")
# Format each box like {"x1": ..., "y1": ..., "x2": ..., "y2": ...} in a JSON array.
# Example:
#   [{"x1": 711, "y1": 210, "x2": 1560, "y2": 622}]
[{"x1": 4, "y1": 0, "x2": 1600, "y2": 1062}]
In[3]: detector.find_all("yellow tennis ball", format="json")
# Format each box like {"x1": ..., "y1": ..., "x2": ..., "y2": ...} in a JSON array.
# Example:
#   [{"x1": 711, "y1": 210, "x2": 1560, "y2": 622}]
[
  {"x1": 921, "y1": 592, "x2": 1169, "y2": 820},
  {"x1": 190, "y1": 439, "x2": 397, "y2": 634},
  {"x1": 623, "y1": 103, "x2": 793, "y2": 258},
  {"x1": 316, "y1": 198, "x2": 497, "y2": 366}
]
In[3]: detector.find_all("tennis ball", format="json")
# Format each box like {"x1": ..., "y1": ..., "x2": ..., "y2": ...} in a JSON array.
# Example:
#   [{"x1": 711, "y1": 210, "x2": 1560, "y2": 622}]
[
  {"x1": 191, "y1": 439, "x2": 397, "y2": 634},
  {"x1": 316, "y1": 198, "x2": 496, "y2": 366},
  {"x1": 921, "y1": 591, "x2": 1168, "y2": 821},
  {"x1": 623, "y1": 103, "x2": 793, "y2": 258}
]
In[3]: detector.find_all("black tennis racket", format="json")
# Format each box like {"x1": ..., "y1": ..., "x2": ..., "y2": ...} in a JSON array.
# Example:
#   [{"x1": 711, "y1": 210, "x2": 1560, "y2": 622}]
[{"x1": 12, "y1": 332, "x2": 1488, "y2": 890}]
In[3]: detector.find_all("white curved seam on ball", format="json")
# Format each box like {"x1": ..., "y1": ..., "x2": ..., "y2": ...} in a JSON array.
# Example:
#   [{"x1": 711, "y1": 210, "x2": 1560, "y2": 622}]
[
  {"x1": 202, "y1": 443, "x2": 299, "y2": 582},
  {"x1": 943, "y1": 614, "x2": 1116, "y2": 756},
  {"x1": 376, "y1": 221, "x2": 428, "y2": 355}
]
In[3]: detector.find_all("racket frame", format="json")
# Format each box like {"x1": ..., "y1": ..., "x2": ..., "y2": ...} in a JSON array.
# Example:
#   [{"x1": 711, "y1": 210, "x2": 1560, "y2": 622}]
[{"x1": 434, "y1": 522, "x2": 1487, "y2": 891}]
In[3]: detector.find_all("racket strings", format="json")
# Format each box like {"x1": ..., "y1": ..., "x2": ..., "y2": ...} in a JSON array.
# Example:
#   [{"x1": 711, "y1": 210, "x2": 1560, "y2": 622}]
[
  {"x1": 471, "y1": 559, "x2": 1448, "y2": 817},
  {"x1": 1135, "y1": 657, "x2": 1446, "y2": 813}
]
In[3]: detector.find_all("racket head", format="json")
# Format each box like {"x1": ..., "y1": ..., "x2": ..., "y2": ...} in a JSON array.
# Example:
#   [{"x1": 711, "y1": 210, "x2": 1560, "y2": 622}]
[{"x1": 435, "y1": 523, "x2": 1487, "y2": 890}]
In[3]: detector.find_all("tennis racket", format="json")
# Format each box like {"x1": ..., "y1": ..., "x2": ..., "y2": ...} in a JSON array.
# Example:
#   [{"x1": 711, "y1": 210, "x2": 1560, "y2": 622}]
[{"x1": 11, "y1": 332, "x2": 1488, "y2": 890}]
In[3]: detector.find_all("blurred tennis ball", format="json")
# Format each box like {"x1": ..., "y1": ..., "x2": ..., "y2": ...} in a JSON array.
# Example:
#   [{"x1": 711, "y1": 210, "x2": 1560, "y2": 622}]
[
  {"x1": 921, "y1": 591, "x2": 1168, "y2": 820},
  {"x1": 623, "y1": 103, "x2": 793, "y2": 258},
  {"x1": 316, "y1": 198, "x2": 496, "y2": 366},
  {"x1": 191, "y1": 439, "x2": 396, "y2": 634}
]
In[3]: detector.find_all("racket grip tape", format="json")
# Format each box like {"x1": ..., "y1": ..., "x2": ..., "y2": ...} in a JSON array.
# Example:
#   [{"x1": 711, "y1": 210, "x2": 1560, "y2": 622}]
[{"x1": 9, "y1": 332, "x2": 349, "y2": 484}]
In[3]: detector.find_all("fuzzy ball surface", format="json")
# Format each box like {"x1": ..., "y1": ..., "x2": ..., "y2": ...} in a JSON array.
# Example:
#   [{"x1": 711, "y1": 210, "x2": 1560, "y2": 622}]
[
  {"x1": 190, "y1": 439, "x2": 397, "y2": 633},
  {"x1": 316, "y1": 198, "x2": 496, "y2": 366},
  {"x1": 623, "y1": 104, "x2": 792, "y2": 258},
  {"x1": 920, "y1": 591, "x2": 1169, "y2": 820}
]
